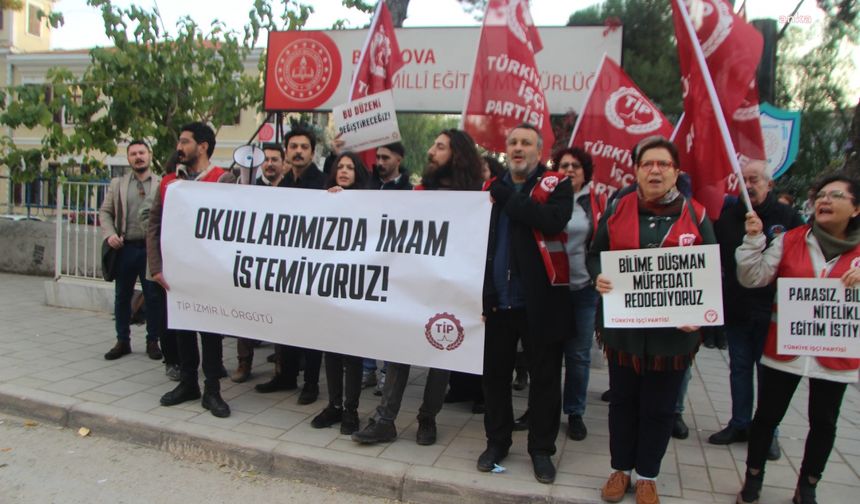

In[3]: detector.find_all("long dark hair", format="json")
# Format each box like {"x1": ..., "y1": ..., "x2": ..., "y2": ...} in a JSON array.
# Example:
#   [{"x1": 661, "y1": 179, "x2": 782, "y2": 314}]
[
  {"x1": 551, "y1": 146, "x2": 593, "y2": 183},
  {"x1": 422, "y1": 129, "x2": 483, "y2": 191},
  {"x1": 326, "y1": 152, "x2": 369, "y2": 190}
]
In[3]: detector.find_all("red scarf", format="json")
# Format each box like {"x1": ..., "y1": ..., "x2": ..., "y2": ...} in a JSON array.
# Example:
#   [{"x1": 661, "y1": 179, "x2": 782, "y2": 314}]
[{"x1": 607, "y1": 191, "x2": 705, "y2": 250}]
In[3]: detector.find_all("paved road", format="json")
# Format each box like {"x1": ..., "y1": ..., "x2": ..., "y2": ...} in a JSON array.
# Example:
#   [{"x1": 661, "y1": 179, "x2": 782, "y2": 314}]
[{"x1": 0, "y1": 413, "x2": 394, "y2": 504}]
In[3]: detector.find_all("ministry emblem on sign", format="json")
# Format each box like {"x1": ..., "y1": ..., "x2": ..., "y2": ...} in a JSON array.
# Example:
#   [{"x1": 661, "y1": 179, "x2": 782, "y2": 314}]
[{"x1": 275, "y1": 38, "x2": 334, "y2": 103}]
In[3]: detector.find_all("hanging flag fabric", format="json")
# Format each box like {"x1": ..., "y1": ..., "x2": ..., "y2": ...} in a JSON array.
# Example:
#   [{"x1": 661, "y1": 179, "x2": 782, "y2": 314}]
[
  {"x1": 348, "y1": 1, "x2": 405, "y2": 171},
  {"x1": 349, "y1": 2, "x2": 405, "y2": 101},
  {"x1": 671, "y1": 0, "x2": 762, "y2": 219},
  {"x1": 462, "y1": 0, "x2": 554, "y2": 159},
  {"x1": 568, "y1": 54, "x2": 674, "y2": 196}
]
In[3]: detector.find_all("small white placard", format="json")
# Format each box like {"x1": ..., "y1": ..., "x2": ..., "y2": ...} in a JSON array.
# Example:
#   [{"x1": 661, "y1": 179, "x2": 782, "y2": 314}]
[
  {"x1": 776, "y1": 278, "x2": 860, "y2": 358},
  {"x1": 332, "y1": 90, "x2": 401, "y2": 152},
  {"x1": 599, "y1": 244, "x2": 723, "y2": 328}
]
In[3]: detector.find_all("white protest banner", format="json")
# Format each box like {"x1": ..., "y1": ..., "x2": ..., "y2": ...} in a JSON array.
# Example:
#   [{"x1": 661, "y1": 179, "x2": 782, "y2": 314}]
[
  {"x1": 600, "y1": 244, "x2": 723, "y2": 328},
  {"x1": 776, "y1": 278, "x2": 860, "y2": 359},
  {"x1": 161, "y1": 182, "x2": 491, "y2": 374},
  {"x1": 333, "y1": 90, "x2": 401, "y2": 152}
]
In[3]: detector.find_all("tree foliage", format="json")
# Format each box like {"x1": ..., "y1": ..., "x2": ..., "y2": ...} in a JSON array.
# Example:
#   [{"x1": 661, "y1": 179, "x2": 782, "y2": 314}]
[
  {"x1": 0, "y1": 0, "x2": 310, "y2": 181},
  {"x1": 568, "y1": 0, "x2": 682, "y2": 120},
  {"x1": 774, "y1": 0, "x2": 860, "y2": 196}
]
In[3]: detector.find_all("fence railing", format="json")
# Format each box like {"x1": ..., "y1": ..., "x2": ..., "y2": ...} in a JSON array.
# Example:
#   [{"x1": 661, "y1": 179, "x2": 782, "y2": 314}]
[
  {"x1": 2, "y1": 175, "x2": 61, "y2": 219},
  {"x1": 55, "y1": 180, "x2": 110, "y2": 280}
]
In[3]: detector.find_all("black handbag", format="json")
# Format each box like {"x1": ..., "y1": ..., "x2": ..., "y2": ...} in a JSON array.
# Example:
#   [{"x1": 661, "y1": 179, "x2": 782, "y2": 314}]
[{"x1": 102, "y1": 238, "x2": 119, "y2": 281}]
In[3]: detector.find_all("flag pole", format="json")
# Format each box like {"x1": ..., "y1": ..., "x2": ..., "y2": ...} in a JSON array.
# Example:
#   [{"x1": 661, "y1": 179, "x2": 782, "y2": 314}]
[
  {"x1": 669, "y1": 112, "x2": 685, "y2": 141},
  {"x1": 568, "y1": 53, "x2": 608, "y2": 147},
  {"x1": 675, "y1": 0, "x2": 753, "y2": 213}
]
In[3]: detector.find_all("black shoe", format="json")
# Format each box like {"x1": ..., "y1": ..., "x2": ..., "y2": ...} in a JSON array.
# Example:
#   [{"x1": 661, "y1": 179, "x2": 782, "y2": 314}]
[
  {"x1": 201, "y1": 387, "x2": 231, "y2": 418},
  {"x1": 351, "y1": 419, "x2": 397, "y2": 444},
  {"x1": 708, "y1": 425, "x2": 748, "y2": 445},
  {"x1": 341, "y1": 409, "x2": 359, "y2": 435},
  {"x1": 792, "y1": 476, "x2": 817, "y2": 504},
  {"x1": 104, "y1": 341, "x2": 131, "y2": 360},
  {"x1": 672, "y1": 413, "x2": 689, "y2": 440},
  {"x1": 477, "y1": 445, "x2": 508, "y2": 472},
  {"x1": 513, "y1": 410, "x2": 529, "y2": 431},
  {"x1": 716, "y1": 338, "x2": 728, "y2": 350},
  {"x1": 512, "y1": 369, "x2": 528, "y2": 391},
  {"x1": 471, "y1": 400, "x2": 486, "y2": 415},
  {"x1": 311, "y1": 405, "x2": 342, "y2": 429},
  {"x1": 416, "y1": 416, "x2": 437, "y2": 446},
  {"x1": 297, "y1": 383, "x2": 319, "y2": 405},
  {"x1": 737, "y1": 469, "x2": 764, "y2": 504},
  {"x1": 767, "y1": 436, "x2": 781, "y2": 461},
  {"x1": 567, "y1": 414, "x2": 587, "y2": 441},
  {"x1": 160, "y1": 381, "x2": 201, "y2": 406},
  {"x1": 146, "y1": 341, "x2": 163, "y2": 360},
  {"x1": 254, "y1": 375, "x2": 298, "y2": 393},
  {"x1": 531, "y1": 454, "x2": 556, "y2": 484},
  {"x1": 703, "y1": 339, "x2": 716, "y2": 349},
  {"x1": 601, "y1": 389, "x2": 611, "y2": 402}
]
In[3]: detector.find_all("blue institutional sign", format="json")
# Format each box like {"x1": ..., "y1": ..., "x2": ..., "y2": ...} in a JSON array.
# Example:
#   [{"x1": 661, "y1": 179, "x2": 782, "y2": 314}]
[{"x1": 760, "y1": 102, "x2": 801, "y2": 179}]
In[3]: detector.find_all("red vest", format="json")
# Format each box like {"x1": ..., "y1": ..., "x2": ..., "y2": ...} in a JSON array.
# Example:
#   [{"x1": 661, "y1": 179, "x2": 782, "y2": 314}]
[
  {"x1": 607, "y1": 191, "x2": 705, "y2": 250},
  {"x1": 765, "y1": 225, "x2": 860, "y2": 371},
  {"x1": 484, "y1": 171, "x2": 570, "y2": 286},
  {"x1": 159, "y1": 167, "x2": 226, "y2": 204}
]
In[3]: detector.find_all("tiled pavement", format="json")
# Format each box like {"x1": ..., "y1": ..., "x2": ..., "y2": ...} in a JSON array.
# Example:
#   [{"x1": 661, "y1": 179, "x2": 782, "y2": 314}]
[{"x1": 0, "y1": 272, "x2": 858, "y2": 503}]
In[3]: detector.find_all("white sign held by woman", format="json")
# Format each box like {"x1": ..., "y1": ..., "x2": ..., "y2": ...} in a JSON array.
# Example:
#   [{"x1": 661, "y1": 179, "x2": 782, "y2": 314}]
[
  {"x1": 777, "y1": 278, "x2": 860, "y2": 358},
  {"x1": 600, "y1": 244, "x2": 723, "y2": 328}
]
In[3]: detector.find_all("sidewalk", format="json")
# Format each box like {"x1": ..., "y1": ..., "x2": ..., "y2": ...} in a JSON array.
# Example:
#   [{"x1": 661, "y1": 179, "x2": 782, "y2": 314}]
[{"x1": 0, "y1": 272, "x2": 858, "y2": 503}]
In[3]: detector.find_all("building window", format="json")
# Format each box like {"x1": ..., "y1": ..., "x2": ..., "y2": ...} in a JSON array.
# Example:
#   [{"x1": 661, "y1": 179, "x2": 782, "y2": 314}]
[{"x1": 28, "y1": 5, "x2": 41, "y2": 37}]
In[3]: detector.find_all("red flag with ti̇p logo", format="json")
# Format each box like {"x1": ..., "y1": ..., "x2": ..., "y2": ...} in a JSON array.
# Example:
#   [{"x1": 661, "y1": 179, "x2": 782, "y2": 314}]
[
  {"x1": 463, "y1": 0, "x2": 553, "y2": 159},
  {"x1": 569, "y1": 55, "x2": 674, "y2": 197},
  {"x1": 349, "y1": 2, "x2": 404, "y2": 101},
  {"x1": 672, "y1": 0, "x2": 763, "y2": 218},
  {"x1": 348, "y1": 2, "x2": 404, "y2": 169}
]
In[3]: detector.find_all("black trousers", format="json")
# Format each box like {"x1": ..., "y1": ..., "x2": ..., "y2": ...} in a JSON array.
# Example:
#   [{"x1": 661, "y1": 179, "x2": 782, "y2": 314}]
[
  {"x1": 176, "y1": 329, "x2": 223, "y2": 387},
  {"x1": 483, "y1": 308, "x2": 563, "y2": 456},
  {"x1": 608, "y1": 360, "x2": 686, "y2": 478},
  {"x1": 324, "y1": 353, "x2": 363, "y2": 411},
  {"x1": 747, "y1": 365, "x2": 848, "y2": 480},
  {"x1": 284, "y1": 346, "x2": 322, "y2": 385},
  {"x1": 151, "y1": 284, "x2": 179, "y2": 366}
]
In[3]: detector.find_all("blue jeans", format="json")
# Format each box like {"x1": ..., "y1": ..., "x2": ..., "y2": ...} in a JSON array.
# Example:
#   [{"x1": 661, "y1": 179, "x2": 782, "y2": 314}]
[
  {"x1": 675, "y1": 367, "x2": 692, "y2": 414},
  {"x1": 114, "y1": 242, "x2": 158, "y2": 343},
  {"x1": 726, "y1": 311, "x2": 771, "y2": 430},
  {"x1": 563, "y1": 285, "x2": 598, "y2": 416}
]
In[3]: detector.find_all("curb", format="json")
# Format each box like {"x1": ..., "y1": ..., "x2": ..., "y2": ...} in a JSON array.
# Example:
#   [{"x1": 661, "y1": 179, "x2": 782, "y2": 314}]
[{"x1": 0, "y1": 383, "x2": 600, "y2": 504}]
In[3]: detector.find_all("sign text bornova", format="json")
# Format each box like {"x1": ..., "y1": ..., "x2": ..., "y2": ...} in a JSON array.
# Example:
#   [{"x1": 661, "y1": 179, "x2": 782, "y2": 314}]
[{"x1": 264, "y1": 26, "x2": 623, "y2": 113}]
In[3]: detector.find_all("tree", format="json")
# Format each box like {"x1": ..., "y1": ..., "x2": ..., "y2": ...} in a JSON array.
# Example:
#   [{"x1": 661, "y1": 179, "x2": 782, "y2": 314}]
[
  {"x1": 773, "y1": 0, "x2": 860, "y2": 196},
  {"x1": 0, "y1": 0, "x2": 315, "y2": 181}
]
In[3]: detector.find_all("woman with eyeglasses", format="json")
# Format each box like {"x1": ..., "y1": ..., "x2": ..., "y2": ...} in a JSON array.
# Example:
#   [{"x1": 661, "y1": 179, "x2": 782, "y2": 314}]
[
  {"x1": 550, "y1": 146, "x2": 606, "y2": 442},
  {"x1": 587, "y1": 136, "x2": 715, "y2": 504},
  {"x1": 310, "y1": 151, "x2": 370, "y2": 435},
  {"x1": 735, "y1": 174, "x2": 860, "y2": 504}
]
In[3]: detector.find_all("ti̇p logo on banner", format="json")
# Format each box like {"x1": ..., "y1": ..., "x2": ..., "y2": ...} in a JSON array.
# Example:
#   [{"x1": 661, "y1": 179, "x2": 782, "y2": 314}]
[
  {"x1": 605, "y1": 87, "x2": 664, "y2": 135},
  {"x1": 425, "y1": 313, "x2": 465, "y2": 351}
]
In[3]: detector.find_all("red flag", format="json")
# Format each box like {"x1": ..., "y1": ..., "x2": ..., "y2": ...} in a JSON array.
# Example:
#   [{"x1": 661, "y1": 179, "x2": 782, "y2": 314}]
[
  {"x1": 672, "y1": 0, "x2": 762, "y2": 218},
  {"x1": 568, "y1": 55, "x2": 674, "y2": 197},
  {"x1": 347, "y1": 2, "x2": 404, "y2": 170},
  {"x1": 732, "y1": 80, "x2": 766, "y2": 162},
  {"x1": 349, "y1": 2, "x2": 404, "y2": 101},
  {"x1": 463, "y1": 0, "x2": 553, "y2": 159}
]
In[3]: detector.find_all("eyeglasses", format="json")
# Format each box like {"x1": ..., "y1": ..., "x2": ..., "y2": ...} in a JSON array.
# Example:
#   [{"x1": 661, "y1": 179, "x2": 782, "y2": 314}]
[
  {"x1": 638, "y1": 160, "x2": 675, "y2": 171},
  {"x1": 559, "y1": 162, "x2": 583, "y2": 169},
  {"x1": 815, "y1": 190, "x2": 852, "y2": 201}
]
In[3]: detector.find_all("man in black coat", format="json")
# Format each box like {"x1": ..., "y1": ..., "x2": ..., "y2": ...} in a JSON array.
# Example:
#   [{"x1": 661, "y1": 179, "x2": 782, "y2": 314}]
[
  {"x1": 370, "y1": 142, "x2": 412, "y2": 190},
  {"x1": 479, "y1": 123, "x2": 573, "y2": 484},
  {"x1": 708, "y1": 160, "x2": 804, "y2": 459}
]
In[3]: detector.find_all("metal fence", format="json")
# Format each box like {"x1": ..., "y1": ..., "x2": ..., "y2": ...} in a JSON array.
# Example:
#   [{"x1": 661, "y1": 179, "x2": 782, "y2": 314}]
[
  {"x1": 2, "y1": 175, "x2": 61, "y2": 219},
  {"x1": 54, "y1": 179, "x2": 110, "y2": 280}
]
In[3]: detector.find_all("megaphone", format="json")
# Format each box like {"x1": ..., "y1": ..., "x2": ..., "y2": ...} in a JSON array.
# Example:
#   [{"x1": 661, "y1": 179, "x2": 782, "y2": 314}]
[{"x1": 233, "y1": 144, "x2": 266, "y2": 185}]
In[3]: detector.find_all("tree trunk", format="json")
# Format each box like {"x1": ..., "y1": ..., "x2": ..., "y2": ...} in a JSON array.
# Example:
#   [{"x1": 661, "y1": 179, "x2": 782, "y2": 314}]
[
  {"x1": 846, "y1": 99, "x2": 860, "y2": 177},
  {"x1": 386, "y1": 0, "x2": 409, "y2": 27}
]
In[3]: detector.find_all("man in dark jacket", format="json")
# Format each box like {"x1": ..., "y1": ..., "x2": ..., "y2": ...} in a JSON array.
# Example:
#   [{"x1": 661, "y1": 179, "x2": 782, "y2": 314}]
[
  {"x1": 370, "y1": 142, "x2": 412, "y2": 190},
  {"x1": 479, "y1": 123, "x2": 573, "y2": 484},
  {"x1": 254, "y1": 128, "x2": 325, "y2": 405},
  {"x1": 709, "y1": 160, "x2": 803, "y2": 459}
]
